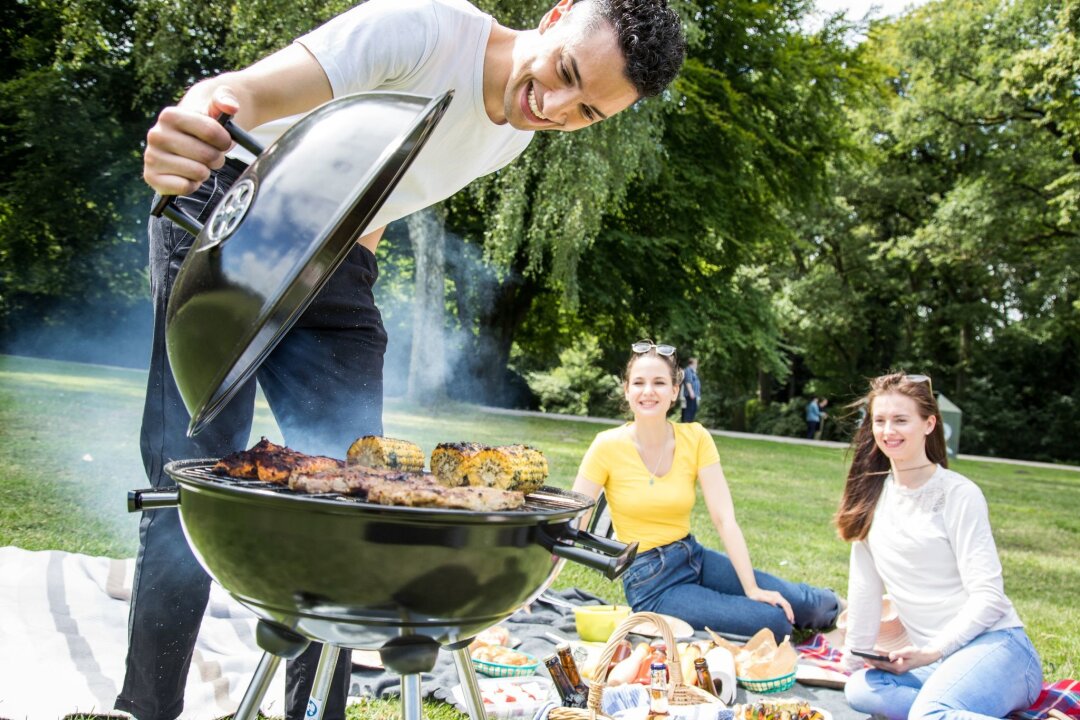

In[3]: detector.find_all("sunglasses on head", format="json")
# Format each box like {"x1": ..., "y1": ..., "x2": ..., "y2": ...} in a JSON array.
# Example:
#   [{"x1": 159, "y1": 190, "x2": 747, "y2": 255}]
[
  {"x1": 906, "y1": 374, "x2": 933, "y2": 395},
  {"x1": 632, "y1": 340, "x2": 676, "y2": 357}
]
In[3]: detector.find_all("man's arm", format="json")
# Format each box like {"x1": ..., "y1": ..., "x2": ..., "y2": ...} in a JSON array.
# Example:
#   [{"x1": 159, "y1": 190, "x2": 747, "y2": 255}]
[{"x1": 144, "y1": 43, "x2": 332, "y2": 197}]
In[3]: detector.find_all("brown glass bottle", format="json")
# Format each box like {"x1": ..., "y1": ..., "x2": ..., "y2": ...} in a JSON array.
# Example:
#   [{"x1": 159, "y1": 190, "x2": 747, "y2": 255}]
[
  {"x1": 693, "y1": 657, "x2": 717, "y2": 697},
  {"x1": 544, "y1": 654, "x2": 587, "y2": 708},
  {"x1": 556, "y1": 642, "x2": 590, "y2": 699}
]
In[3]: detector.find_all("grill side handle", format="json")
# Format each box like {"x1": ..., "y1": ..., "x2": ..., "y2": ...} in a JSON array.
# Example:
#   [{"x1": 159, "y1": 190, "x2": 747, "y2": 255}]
[
  {"x1": 535, "y1": 524, "x2": 638, "y2": 581},
  {"x1": 128, "y1": 487, "x2": 181, "y2": 512}
]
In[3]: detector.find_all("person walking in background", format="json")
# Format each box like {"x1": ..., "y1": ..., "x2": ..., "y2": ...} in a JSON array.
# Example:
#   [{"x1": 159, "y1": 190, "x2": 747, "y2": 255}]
[
  {"x1": 570, "y1": 340, "x2": 841, "y2": 641},
  {"x1": 124, "y1": 1, "x2": 686, "y2": 718},
  {"x1": 836, "y1": 372, "x2": 1041, "y2": 719},
  {"x1": 681, "y1": 356, "x2": 701, "y2": 422},
  {"x1": 805, "y1": 396, "x2": 828, "y2": 439}
]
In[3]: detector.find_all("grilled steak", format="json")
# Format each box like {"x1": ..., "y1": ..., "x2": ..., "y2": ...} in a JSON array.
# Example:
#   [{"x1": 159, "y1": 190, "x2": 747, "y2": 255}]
[
  {"x1": 367, "y1": 481, "x2": 524, "y2": 511},
  {"x1": 288, "y1": 465, "x2": 415, "y2": 494},
  {"x1": 213, "y1": 437, "x2": 344, "y2": 484},
  {"x1": 289, "y1": 464, "x2": 525, "y2": 511}
]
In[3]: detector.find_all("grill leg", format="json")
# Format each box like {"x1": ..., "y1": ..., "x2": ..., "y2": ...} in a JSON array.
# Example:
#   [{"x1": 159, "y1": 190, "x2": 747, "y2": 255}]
[
  {"x1": 304, "y1": 643, "x2": 342, "y2": 720},
  {"x1": 451, "y1": 646, "x2": 487, "y2": 720},
  {"x1": 400, "y1": 672, "x2": 423, "y2": 720},
  {"x1": 233, "y1": 651, "x2": 281, "y2": 720}
]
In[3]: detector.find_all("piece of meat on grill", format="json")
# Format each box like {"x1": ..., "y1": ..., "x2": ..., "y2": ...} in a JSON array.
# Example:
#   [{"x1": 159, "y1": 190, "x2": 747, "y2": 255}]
[
  {"x1": 367, "y1": 480, "x2": 524, "y2": 511},
  {"x1": 289, "y1": 464, "x2": 524, "y2": 511},
  {"x1": 287, "y1": 465, "x2": 416, "y2": 495},
  {"x1": 212, "y1": 437, "x2": 343, "y2": 484}
]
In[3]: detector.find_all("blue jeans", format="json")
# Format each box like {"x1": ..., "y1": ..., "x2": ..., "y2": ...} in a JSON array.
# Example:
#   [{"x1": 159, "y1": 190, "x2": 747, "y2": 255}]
[
  {"x1": 116, "y1": 160, "x2": 387, "y2": 720},
  {"x1": 845, "y1": 626, "x2": 1042, "y2": 720},
  {"x1": 621, "y1": 535, "x2": 841, "y2": 641}
]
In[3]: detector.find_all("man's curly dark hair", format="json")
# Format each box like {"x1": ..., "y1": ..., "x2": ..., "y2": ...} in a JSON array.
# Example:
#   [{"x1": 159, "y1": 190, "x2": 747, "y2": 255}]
[{"x1": 576, "y1": 0, "x2": 686, "y2": 98}]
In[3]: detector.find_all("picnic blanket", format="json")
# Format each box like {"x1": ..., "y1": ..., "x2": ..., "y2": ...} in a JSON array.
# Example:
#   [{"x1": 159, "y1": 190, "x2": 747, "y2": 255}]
[
  {"x1": 794, "y1": 633, "x2": 1079, "y2": 720},
  {"x1": 0, "y1": 546, "x2": 288, "y2": 720}
]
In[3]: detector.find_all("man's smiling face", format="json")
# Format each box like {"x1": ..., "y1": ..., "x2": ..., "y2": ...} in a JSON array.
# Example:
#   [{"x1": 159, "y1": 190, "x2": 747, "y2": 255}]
[{"x1": 502, "y1": 4, "x2": 639, "y2": 132}]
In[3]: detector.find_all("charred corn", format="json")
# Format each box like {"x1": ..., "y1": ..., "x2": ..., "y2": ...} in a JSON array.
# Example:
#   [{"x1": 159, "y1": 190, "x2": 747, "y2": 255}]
[
  {"x1": 430, "y1": 442, "x2": 485, "y2": 487},
  {"x1": 346, "y1": 436, "x2": 425, "y2": 472},
  {"x1": 469, "y1": 444, "x2": 547, "y2": 493}
]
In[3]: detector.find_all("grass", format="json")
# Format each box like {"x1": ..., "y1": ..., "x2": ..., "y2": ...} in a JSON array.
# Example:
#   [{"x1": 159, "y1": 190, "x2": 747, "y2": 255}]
[{"x1": 1, "y1": 353, "x2": 1077, "y2": 716}]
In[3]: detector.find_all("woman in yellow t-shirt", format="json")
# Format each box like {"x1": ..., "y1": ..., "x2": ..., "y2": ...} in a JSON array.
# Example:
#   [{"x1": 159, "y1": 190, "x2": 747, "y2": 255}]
[{"x1": 572, "y1": 341, "x2": 841, "y2": 641}]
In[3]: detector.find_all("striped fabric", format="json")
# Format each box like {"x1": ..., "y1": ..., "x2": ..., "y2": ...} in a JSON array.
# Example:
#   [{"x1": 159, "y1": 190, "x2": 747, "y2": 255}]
[{"x1": 0, "y1": 546, "x2": 289, "y2": 719}]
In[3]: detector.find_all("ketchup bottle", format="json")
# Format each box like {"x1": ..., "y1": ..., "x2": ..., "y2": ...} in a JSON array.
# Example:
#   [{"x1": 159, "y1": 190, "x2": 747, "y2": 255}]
[{"x1": 635, "y1": 643, "x2": 667, "y2": 685}]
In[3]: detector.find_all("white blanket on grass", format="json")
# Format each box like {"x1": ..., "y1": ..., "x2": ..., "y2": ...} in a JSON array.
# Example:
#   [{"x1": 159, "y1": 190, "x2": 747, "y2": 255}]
[{"x1": 0, "y1": 546, "x2": 288, "y2": 720}]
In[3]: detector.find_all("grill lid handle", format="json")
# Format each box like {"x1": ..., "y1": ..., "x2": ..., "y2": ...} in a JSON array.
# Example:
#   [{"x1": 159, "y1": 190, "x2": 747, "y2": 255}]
[
  {"x1": 150, "y1": 113, "x2": 264, "y2": 237},
  {"x1": 536, "y1": 525, "x2": 638, "y2": 581}
]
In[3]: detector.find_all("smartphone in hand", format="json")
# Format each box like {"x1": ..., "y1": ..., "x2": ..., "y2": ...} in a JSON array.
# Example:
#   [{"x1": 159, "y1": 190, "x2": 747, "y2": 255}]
[{"x1": 851, "y1": 649, "x2": 891, "y2": 662}]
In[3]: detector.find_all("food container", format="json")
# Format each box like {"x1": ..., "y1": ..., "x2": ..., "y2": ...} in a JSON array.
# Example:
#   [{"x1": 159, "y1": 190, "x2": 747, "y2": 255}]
[
  {"x1": 450, "y1": 676, "x2": 555, "y2": 720},
  {"x1": 573, "y1": 604, "x2": 631, "y2": 642},
  {"x1": 735, "y1": 670, "x2": 797, "y2": 693},
  {"x1": 472, "y1": 650, "x2": 541, "y2": 678}
]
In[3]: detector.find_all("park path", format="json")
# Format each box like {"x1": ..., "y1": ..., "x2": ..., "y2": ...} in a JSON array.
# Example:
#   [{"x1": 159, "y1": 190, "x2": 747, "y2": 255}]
[{"x1": 474, "y1": 405, "x2": 1080, "y2": 473}]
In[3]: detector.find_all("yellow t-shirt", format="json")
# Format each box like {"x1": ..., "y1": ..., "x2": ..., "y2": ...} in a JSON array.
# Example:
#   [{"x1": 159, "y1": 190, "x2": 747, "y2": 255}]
[{"x1": 578, "y1": 422, "x2": 721, "y2": 552}]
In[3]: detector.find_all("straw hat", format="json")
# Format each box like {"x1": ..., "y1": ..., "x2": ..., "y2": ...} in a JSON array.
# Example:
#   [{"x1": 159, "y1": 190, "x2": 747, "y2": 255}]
[{"x1": 835, "y1": 596, "x2": 911, "y2": 653}]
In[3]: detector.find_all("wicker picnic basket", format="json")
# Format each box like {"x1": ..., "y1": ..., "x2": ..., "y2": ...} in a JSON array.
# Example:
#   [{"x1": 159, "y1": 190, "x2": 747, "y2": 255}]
[{"x1": 549, "y1": 611, "x2": 720, "y2": 720}]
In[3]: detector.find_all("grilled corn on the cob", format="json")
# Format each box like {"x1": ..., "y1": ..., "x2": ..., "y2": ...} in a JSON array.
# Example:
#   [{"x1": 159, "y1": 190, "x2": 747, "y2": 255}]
[
  {"x1": 430, "y1": 442, "x2": 548, "y2": 494},
  {"x1": 346, "y1": 436, "x2": 425, "y2": 472},
  {"x1": 430, "y1": 442, "x2": 485, "y2": 487}
]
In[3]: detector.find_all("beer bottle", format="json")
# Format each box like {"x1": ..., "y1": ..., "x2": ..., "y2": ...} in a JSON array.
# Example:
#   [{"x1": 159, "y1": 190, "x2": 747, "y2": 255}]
[
  {"x1": 556, "y1": 642, "x2": 590, "y2": 699},
  {"x1": 693, "y1": 657, "x2": 717, "y2": 697},
  {"x1": 544, "y1": 654, "x2": 586, "y2": 708},
  {"x1": 647, "y1": 662, "x2": 670, "y2": 717}
]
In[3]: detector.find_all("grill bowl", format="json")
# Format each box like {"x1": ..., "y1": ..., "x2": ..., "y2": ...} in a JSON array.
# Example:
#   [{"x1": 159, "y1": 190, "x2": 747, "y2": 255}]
[{"x1": 137, "y1": 459, "x2": 636, "y2": 649}]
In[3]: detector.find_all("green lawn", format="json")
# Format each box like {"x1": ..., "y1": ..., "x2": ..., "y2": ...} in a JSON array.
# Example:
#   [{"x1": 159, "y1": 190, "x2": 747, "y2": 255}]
[{"x1": 1, "y1": 353, "x2": 1076, "y2": 704}]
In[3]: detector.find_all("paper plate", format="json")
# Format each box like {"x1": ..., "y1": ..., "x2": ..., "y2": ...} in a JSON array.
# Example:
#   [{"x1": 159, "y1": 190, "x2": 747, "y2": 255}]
[{"x1": 629, "y1": 613, "x2": 695, "y2": 639}]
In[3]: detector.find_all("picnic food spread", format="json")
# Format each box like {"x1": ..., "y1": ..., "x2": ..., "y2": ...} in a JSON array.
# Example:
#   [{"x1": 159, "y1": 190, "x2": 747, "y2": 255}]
[
  {"x1": 212, "y1": 436, "x2": 550, "y2": 510},
  {"x1": 732, "y1": 700, "x2": 827, "y2": 720},
  {"x1": 706, "y1": 627, "x2": 799, "y2": 683}
]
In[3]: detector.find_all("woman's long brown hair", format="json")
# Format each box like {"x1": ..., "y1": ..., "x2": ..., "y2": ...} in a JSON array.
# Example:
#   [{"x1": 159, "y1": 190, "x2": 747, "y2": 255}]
[{"x1": 834, "y1": 372, "x2": 950, "y2": 542}]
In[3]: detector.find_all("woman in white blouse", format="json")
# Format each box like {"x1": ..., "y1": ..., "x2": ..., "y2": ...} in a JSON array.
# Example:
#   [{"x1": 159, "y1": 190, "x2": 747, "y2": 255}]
[{"x1": 835, "y1": 372, "x2": 1042, "y2": 719}]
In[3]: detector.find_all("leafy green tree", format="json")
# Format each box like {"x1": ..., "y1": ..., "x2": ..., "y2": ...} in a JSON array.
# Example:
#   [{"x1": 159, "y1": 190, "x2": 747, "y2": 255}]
[{"x1": 777, "y1": 0, "x2": 1079, "y2": 461}]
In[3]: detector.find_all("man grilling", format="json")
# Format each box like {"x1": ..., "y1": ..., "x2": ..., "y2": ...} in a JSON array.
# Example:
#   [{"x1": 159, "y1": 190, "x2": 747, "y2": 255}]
[{"x1": 120, "y1": 1, "x2": 686, "y2": 719}]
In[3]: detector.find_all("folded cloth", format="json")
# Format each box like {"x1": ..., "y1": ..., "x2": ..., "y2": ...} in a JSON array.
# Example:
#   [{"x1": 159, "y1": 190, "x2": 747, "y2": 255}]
[
  {"x1": 1012, "y1": 680, "x2": 1080, "y2": 720},
  {"x1": 796, "y1": 633, "x2": 850, "y2": 676}
]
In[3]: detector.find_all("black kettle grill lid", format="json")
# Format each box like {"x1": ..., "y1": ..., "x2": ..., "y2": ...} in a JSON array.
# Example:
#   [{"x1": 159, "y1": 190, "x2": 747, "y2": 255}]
[{"x1": 164, "y1": 91, "x2": 454, "y2": 436}]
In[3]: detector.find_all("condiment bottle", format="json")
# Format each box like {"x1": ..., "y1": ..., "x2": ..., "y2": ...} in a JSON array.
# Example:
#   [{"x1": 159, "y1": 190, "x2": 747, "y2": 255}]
[
  {"x1": 647, "y1": 662, "x2": 670, "y2": 717},
  {"x1": 693, "y1": 657, "x2": 717, "y2": 697},
  {"x1": 635, "y1": 642, "x2": 668, "y2": 685},
  {"x1": 607, "y1": 642, "x2": 649, "y2": 686},
  {"x1": 606, "y1": 639, "x2": 633, "y2": 675},
  {"x1": 544, "y1": 654, "x2": 587, "y2": 708},
  {"x1": 556, "y1": 641, "x2": 590, "y2": 699}
]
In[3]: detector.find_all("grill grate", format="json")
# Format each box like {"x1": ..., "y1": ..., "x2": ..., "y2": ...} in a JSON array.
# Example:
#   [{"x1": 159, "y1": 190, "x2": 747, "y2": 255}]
[{"x1": 165, "y1": 459, "x2": 591, "y2": 514}]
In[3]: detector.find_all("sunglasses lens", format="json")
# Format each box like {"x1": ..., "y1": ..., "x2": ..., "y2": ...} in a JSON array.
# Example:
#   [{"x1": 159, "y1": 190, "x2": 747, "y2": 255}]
[
  {"x1": 656, "y1": 345, "x2": 676, "y2": 356},
  {"x1": 631, "y1": 342, "x2": 651, "y2": 353}
]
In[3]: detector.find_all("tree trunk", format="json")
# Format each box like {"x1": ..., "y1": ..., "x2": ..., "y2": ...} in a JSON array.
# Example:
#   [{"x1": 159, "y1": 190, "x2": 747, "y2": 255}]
[{"x1": 406, "y1": 207, "x2": 448, "y2": 405}]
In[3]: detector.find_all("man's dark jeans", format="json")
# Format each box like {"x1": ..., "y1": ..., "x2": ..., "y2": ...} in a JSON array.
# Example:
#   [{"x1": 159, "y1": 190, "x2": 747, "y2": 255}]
[{"x1": 116, "y1": 159, "x2": 387, "y2": 720}]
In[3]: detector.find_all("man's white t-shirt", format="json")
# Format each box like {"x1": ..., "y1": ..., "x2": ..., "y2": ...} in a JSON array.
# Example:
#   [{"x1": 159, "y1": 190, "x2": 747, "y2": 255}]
[{"x1": 229, "y1": 0, "x2": 533, "y2": 234}]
